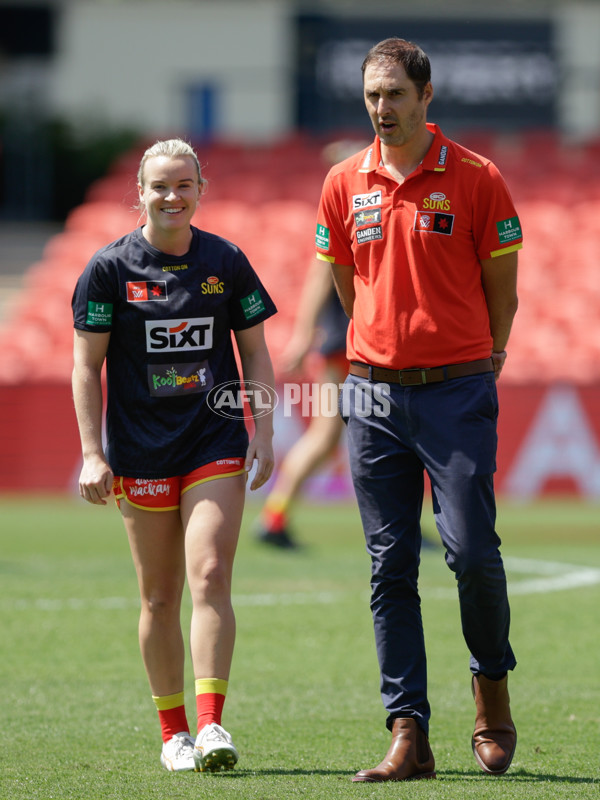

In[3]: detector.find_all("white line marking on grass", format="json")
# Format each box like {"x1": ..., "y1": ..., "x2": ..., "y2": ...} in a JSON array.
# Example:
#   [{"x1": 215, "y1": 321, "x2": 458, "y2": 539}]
[
  {"x1": 233, "y1": 591, "x2": 342, "y2": 606},
  {"x1": 428, "y1": 556, "x2": 600, "y2": 599},
  {"x1": 9, "y1": 596, "x2": 140, "y2": 612},
  {"x1": 4, "y1": 559, "x2": 599, "y2": 612},
  {"x1": 236, "y1": 558, "x2": 600, "y2": 605},
  {"x1": 503, "y1": 556, "x2": 600, "y2": 595}
]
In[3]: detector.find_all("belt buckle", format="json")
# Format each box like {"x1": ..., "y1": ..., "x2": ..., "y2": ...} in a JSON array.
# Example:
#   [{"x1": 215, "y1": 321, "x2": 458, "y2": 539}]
[{"x1": 398, "y1": 368, "x2": 428, "y2": 386}]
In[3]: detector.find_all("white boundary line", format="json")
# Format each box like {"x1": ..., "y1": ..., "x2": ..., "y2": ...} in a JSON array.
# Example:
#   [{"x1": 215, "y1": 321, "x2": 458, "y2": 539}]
[
  {"x1": 4, "y1": 557, "x2": 599, "y2": 611},
  {"x1": 405, "y1": 556, "x2": 600, "y2": 600},
  {"x1": 503, "y1": 556, "x2": 600, "y2": 596}
]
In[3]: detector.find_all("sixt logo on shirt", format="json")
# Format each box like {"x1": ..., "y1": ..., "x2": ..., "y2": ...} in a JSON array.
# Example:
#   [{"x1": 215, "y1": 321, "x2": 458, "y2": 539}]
[
  {"x1": 145, "y1": 317, "x2": 214, "y2": 352},
  {"x1": 352, "y1": 190, "x2": 382, "y2": 210},
  {"x1": 127, "y1": 281, "x2": 168, "y2": 302}
]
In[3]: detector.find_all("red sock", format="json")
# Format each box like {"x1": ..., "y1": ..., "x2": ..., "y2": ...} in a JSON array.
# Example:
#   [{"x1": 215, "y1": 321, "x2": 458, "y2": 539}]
[
  {"x1": 262, "y1": 507, "x2": 287, "y2": 533},
  {"x1": 152, "y1": 692, "x2": 189, "y2": 743},
  {"x1": 195, "y1": 678, "x2": 227, "y2": 730}
]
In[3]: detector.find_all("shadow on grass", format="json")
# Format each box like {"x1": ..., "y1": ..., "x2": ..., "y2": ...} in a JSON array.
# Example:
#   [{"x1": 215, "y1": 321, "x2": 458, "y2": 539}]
[
  {"x1": 440, "y1": 767, "x2": 599, "y2": 784},
  {"x1": 194, "y1": 769, "x2": 357, "y2": 778},
  {"x1": 197, "y1": 767, "x2": 598, "y2": 784}
]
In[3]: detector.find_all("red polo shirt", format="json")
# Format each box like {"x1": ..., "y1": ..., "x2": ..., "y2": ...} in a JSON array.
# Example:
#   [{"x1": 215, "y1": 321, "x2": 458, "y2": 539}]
[{"x1": 315, "y1": 124, "x2": 523, "y2": 370}]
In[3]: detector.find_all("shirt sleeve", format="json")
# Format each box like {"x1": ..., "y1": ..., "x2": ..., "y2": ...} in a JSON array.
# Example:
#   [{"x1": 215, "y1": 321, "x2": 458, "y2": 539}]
[
  {"x1": 473, "y1": 162, "x2": 524, "y2": 260},
  {"x1": 228, "y1": 249, "x2": 277, "y2": 331},
  {"x1": 72, "y1": 255, "x2": 120, "y2": 332},
  {"x1": 315, "y1": 170, "x2": 355, "y2": 268}
]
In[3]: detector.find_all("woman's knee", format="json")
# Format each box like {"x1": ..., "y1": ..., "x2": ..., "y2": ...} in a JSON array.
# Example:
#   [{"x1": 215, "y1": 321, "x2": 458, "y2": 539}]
[
  {"x1": 189, "y1": 557, "x2": 232, "y2": 604},
  {"x1": 140, "y1": 592, "x2": 182, "y2": 623}
]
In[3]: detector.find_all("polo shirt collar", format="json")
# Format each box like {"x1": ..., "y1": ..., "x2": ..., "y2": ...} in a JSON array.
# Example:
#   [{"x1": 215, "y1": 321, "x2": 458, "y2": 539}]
[
  {"x1": 421, "y1": 123, "x2": 450, "y2": 172},
  {"x1": 359, "y1": 123, "x2": 449, "y2": 174}
]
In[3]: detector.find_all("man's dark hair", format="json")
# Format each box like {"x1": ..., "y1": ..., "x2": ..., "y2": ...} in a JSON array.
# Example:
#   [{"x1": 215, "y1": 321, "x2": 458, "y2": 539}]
[{"x1": 361, "y1": 38, "x2": 431, "y2": 99}]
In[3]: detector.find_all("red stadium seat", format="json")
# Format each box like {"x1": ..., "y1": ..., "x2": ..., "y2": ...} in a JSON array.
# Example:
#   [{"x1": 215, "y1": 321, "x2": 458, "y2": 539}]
[{"x1": 2, "y1": 131, "x2": 600, "y2": 386}]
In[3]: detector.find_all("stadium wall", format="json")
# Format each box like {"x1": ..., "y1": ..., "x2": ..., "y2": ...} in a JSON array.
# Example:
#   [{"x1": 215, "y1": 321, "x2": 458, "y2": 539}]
[
  {"x1": 1, "y1": 381, "x2": 599, "y2": 499},
  {"x1": 34, "y1": 1, "x2": 600, "y2": 141}
]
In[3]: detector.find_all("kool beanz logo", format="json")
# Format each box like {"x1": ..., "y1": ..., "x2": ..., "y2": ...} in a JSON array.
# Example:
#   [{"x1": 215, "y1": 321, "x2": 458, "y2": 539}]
[
  {"x1": 147, "y1": 361, "x2": 213, "y2": 397},
  {"x1": 207, "y1": 380, "x2": 279, "y2": 420}
]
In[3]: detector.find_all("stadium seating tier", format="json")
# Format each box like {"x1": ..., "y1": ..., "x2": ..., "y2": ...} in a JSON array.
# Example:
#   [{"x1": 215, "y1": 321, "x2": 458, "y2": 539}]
[{"x1": 0, "y1": 132, "x2": 598, "y2": 384}]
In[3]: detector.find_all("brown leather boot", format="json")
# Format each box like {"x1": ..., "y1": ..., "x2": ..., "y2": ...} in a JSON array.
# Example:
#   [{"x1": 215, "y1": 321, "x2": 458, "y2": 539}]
[
  {"x1": 352, "y1": 717, "x2": 436, "y2": 782},
  {"x1": 472, "y1": 673, "x2": 517, "y2": 775}
]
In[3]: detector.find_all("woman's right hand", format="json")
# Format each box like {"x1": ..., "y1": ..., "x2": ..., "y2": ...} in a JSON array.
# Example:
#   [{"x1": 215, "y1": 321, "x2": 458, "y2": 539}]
[{"x1": 79, "y1": 454, "x2": 114, "y2": 505}]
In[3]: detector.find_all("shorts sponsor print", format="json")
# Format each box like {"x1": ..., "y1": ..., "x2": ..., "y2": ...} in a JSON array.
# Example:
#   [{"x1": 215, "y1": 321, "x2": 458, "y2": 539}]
[{"x1": 113, "y1": 457, "x2": 245, "y2": 510}]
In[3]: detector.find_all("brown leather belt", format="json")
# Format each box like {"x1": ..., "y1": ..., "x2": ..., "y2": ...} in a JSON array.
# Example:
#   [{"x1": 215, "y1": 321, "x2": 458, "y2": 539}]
[{"x1": 349, "y1": 358, "x2": 494, "y2": 386}]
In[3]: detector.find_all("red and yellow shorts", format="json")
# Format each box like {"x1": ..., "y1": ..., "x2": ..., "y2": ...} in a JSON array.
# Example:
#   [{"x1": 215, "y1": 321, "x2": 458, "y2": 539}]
[{"x1": 113, "y1": 457, "x2": 246, "y2": 511}]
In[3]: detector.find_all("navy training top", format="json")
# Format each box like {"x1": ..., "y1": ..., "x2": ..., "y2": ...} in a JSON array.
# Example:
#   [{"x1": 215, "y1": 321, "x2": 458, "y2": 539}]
[{"x1": 72, "y1": 225, "x2": 277, "y2": 478}]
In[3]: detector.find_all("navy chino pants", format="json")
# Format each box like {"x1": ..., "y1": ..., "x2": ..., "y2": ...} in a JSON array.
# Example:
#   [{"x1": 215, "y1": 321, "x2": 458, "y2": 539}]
[{"x1": 341, "y1": 372, "x2": 517, "y2": 734}]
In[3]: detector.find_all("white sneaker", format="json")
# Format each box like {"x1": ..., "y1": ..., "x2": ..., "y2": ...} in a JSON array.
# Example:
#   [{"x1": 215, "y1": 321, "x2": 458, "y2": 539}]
[
  {"x1": 160, "y1": 731, "x2": 196, "y2": 772},
  {"x1": 194, "y1": 723, "x2": 239, "y2": 772}
]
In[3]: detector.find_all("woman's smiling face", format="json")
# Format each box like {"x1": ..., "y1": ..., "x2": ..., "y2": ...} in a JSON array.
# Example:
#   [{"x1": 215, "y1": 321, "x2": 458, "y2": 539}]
[{"x1": 138, "y1": 154, "x2": 200, "y2": 238}]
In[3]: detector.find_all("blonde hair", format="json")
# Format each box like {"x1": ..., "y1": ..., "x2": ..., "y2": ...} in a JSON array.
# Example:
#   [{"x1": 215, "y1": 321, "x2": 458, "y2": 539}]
[{"x1": 137, "y1": 138, "x2": 208, "y2": 194}]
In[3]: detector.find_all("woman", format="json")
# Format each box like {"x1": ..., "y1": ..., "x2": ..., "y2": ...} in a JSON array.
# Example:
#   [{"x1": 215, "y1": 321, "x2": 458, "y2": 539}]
[{"x1": 72, "y1": 139, "x2": 276, "y2": 773}]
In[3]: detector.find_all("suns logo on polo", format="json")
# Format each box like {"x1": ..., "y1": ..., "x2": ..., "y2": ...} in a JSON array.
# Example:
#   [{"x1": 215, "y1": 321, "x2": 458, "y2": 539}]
[
  {"x1": 201, "y1": 276, "x2": 225, "y2": 294},
  {"x1": 422, "y1": 192, "x2": 451, "y2": 212}
]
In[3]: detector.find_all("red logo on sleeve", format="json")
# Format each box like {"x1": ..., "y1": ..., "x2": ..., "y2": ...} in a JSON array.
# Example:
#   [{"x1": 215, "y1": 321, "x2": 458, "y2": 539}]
[{"x1": 126, "y1": 281, "x2": 168, "y2": 302}]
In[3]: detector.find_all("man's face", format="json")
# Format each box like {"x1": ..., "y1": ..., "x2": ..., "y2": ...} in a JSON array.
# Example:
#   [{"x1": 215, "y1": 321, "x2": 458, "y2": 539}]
[{"x1": 363, "y1": 60, "x2": 433, "y2": 148}]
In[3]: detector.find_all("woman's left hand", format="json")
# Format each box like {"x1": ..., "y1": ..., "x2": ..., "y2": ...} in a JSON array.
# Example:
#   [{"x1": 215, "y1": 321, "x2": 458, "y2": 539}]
[{"x1": 245, "y1": 430, "x2": 275, "y2": 491}]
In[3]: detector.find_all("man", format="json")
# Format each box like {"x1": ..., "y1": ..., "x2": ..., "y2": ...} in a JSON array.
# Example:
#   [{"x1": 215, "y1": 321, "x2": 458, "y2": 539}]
[{"x1": 315, "y1": 38, "x2": 521, "y2": 782}]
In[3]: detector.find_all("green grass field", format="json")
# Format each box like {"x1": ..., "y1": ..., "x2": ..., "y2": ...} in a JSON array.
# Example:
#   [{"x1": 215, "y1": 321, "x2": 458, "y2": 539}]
[{"x1": 0, "y1": 494, "x2": 598, "y2": 799}]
